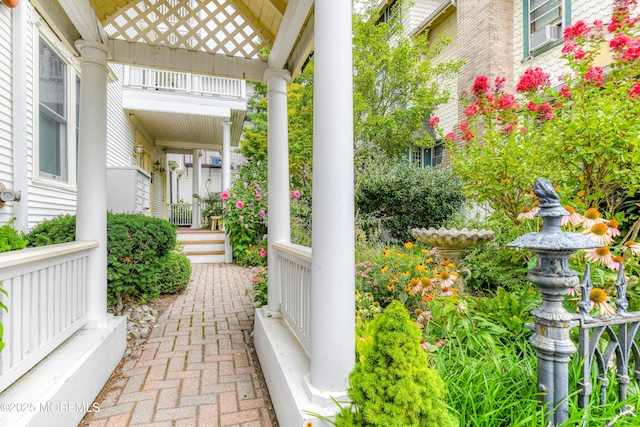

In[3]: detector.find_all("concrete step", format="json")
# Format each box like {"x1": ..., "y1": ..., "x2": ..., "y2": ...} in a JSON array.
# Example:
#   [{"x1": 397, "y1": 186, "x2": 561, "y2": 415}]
[
  {"x1": 186, "y1": 252, "x2": 226, "y2": 264},
  {"x1": 182, "y1": 242, "x2": 225, "y2": 252},
  {"x1": 176, "y1": 229, "x2": 227, "y2": 263}
]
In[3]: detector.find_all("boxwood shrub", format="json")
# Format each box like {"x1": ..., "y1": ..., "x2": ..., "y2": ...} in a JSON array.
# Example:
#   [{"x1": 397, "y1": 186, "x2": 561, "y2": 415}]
[
  {"x1": 356, "y1": 158, "x2": 465, "y2": 242},
  {"x1": 27, "y1": 213, "x2": 179, "y2": 307},
  {"x1": 157, "y1": 251, "x2": 192, "y2": 294}
]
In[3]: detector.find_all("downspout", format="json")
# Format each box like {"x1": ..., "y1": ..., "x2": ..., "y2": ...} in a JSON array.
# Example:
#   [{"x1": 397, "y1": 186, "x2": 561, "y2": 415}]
[{"x1": 12, "y1": 4, "x2": 29, "y2": 233}]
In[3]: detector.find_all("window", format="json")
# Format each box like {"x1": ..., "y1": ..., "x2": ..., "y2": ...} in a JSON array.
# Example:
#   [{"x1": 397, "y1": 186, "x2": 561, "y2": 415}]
[
  {"x1": 524, "y1": 0, "x2": 569, "y2": 57},
  {"x1": 377, "y1": 0, "x2": 401, "y2": 26},
  {"x1": 39, "y1": 37, "x2": 68, "y2": 181},
  {"x1": 37, "y1": 37, "x2": 80, "y2": 183},
  {"x1": 409, "y1": 143, "x2": 443, "y2": 168}
]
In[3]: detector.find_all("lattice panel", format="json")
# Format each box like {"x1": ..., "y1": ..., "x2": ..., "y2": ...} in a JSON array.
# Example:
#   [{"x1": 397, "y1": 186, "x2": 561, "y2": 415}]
[{"x1": 102, "y1": 0, "x2": 270, "y2": 59}]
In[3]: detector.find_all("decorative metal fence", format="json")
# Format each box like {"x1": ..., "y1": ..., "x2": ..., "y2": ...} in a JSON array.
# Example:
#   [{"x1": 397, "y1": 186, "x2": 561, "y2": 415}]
[{"x1": 510, "y1": 178, "x2": 640, "y2": 425}]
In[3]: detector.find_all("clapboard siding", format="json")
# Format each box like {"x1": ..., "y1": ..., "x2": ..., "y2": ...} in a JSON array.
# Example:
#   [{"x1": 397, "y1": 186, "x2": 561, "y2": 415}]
[
  {"x1": 106, "y1": 64, "x2": 136, "y2": 167},
  {"x1": 0, "y1": 7, "x2": 13, "y2": 223}
]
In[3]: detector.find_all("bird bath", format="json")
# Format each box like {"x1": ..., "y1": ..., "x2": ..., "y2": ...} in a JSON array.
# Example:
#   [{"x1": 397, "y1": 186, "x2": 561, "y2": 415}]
[{"x1": 411, "y1": 227, "x2": 495, "y2": 292}]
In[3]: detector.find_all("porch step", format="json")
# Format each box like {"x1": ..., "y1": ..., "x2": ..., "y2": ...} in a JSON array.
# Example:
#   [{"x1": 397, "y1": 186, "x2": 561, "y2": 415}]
[{"x1": 176, "y1": 229, "x2": 227, "y2": 264}]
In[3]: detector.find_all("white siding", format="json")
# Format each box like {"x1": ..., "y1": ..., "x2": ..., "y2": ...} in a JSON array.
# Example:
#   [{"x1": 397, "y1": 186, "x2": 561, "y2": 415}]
[
  {"x1": 513, "y1": 0, "x2": 613, "y2": 83},
  {"x1": 0, "y1": 7, "x2": 13, "y2": 224},
  {"x1": 178, "y1": 167, "x2": 223, "y2": 203},
  {"x1": 106, "y1": 64, "x2": 136, "y2": 167},
  {"x1": 403, "y1": 0, "x2": 444, "y2": 36}
]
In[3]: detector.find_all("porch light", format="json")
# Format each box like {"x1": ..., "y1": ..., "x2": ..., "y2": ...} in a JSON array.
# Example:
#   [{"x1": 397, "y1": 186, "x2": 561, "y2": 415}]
[
  {"x1": 168, "y1": 160, "x2": 179, "y2": 172},
  {"x1": 153, "y1": 160, "x2": 166, "y2": 175},
  {"x1": 133, "y1": 144, "x2": 144, "y2": 156}
]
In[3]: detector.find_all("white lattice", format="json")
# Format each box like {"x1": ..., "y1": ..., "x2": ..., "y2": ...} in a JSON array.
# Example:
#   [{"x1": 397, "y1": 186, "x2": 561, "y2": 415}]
[{"x1": 103, "y1": 0, "x2": 270, "y2": 59}]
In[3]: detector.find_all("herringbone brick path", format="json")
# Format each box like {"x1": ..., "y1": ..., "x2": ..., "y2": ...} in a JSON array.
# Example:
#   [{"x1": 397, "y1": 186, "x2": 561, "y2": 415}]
[{"x1": 83, "y1": 264, "x2": 275, "y2": 427}]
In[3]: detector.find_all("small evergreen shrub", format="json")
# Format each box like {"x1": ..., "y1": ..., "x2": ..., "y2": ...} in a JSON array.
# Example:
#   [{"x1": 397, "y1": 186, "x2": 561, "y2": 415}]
[
  {"x1": 0, "y1": 219, "x2": 28, "y2": 253},
  {"x1": 157, "y1": 252, "x2": 192, "y2": 294},
  {"x1": 335, "y1": 300, "x2": 457, "y2": 427},
  {"x1": 355, "y1": 158, "x2": 465, "y2": 242},
  {"x1": 28, "y1": 213, "x2": 178, "y2": 307}
]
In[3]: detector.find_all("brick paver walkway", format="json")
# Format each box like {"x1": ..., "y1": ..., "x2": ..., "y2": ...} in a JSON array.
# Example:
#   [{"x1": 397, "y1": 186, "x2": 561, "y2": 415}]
[{"x1": 83, "y1": 264, "x2": 275, "y2": 427}]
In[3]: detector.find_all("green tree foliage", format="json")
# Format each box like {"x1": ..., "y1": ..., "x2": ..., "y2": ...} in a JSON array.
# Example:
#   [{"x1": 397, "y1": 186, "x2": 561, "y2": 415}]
[
  {"x1": 356, "y1": 157, "x2": 465, "y2": 242},
  {"x1": 335, "y1": 300, "x2": 457, "y2": 427},
  {"x1": 353, "y1": 0, "x2": 463, "y2": 160}
]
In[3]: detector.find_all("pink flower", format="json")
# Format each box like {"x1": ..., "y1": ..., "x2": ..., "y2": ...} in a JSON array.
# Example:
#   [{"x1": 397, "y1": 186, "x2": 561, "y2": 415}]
[
  {"x1": 563, "y1": 20, "x2": 590, "y2": 40},
  {"x1": 472, "y1": 76, "x2": 489, "y2": 96},
  {"x1": 516, "y1": 67, "x2": 550, "y2": 93},
  {"x1": 221, "y1": 190, "x2": 230, "y2": 200},
  {"x1": 537, "y1": 103, "x2": 554, "y2": 120},
  {"x1": 239, "y1": 215, "x2": 244, "y2": 221},
  {"x1": 258, "y1": 209, "x2": 265, "y2": 218},
  {"x1": 610, "y1": 33, "x2": 630, "y2": 51},
  {"x1": 259, "y1": 249, "x2": 266, "y2": 258},
  {"x1": 630, "y1": 83, "x2": 640, "y2": 98},
  {"x1": 236, "y1": 200, "x2": 244, "y2": 209},
  {"x1": 517, "y1": 206, "x2": 539, "y2": 221},
  {"x1": 293, "y1": 190, "x2": 301, "y2": 199},
  {"x1": 526, "y1": 101, "x2": 539, "y2": 112},
  {"x1": 244, "y1": 223, "x2": 249, "y2": 229},
  {"x1": 497, "y1": 94, "x2": 517, "y2": 110},
  {"x1": 429, "y1": 116, "x2": 440, "y2": 127},
  {"x1": 585, "y1": 246, "x2": 614, "y2": 267},
  {"x1": 585, "y1": 67, "x2": 603, "y2": 87},
  {"x1": 459, "y1": 121, "x2": 470, "y2": 131},
  {"x1": 559, "y1": 85, "x2": 572, "y2": 98},
  {"x1": 623, "y1": 241, "x2": 640, "y2": 256},
  {"x1": 444, "y1": 132, "x2": 456, "y2": 142},
  {"x1": 463, "y1": 104, "x2": 478, "y2": 117},
  {"x1": 255, "y1": 193, "x2": 262, "y2": 199},
  {"x1": 462, "y1": 130, "x2": 475, "y2": 141},
  {"x1": 494, "y1": 76, "x2": 506, "y2": 91}
]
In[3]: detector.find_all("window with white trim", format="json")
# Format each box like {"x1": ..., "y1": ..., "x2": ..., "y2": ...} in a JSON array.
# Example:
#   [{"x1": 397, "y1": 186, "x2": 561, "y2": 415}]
[
  {"x1": 409, "y1": 143, "x2": 443, "y2": 168},
  {"x1": 37, "y1": 37, "x2": 80, "y2": 183}
]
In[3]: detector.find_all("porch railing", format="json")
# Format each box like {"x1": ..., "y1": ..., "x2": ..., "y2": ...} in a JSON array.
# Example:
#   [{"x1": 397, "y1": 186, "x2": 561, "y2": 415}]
[
  {"x1": 0, "y1": 241, "x2": 97, "y2": 393},
  {"x1": 124, "y1": 65, "x2": 246, "y2": 99},
  {"x1": 167, "y1": 202, "x2": 207, "y2": 226},
  {"x1": 273, "y1": 242, "x2": 312, "y2": 355}
]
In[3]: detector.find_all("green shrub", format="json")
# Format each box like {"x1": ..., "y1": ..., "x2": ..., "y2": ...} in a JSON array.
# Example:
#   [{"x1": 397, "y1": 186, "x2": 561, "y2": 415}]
[
  {"x1": 157, "y1": 251, "x2": 192, "y2": 294},
  {"x1": 0, "y1": 219, "x2": 28, "y2": 253},
  {"x1": 355, "y1": 158, "x2": 465, "y2": 242},
  {"x1": 335, "y1": 300, "x2": 457, "y2": 427},
  {"x1": 28, "y1": 213, "x2": 178, "y2": 307}
]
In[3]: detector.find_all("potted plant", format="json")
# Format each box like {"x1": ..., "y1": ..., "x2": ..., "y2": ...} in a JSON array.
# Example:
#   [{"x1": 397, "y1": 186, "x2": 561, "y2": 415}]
[{"x1": 195, "y1": 192, "x2": 223, "y2": 229}]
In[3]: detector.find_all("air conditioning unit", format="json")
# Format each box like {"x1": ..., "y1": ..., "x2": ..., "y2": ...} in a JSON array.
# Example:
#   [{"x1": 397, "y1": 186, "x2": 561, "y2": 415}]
[{"x1": 530, "y1": 25, "x2": 562, "y2": 52}]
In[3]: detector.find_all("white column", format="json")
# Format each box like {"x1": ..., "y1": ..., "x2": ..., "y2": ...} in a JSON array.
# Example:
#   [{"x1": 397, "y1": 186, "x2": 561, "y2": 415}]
[
  {"x1": 310, "y1": 0, "x2": 355, "y2": 392},
  {"x1": 191, "y1": 149, "x2": 201, "y2": 228},
  {"x1": 75, "y1": 41, "x2": 111, "y2": 324},
  {"x1": 12, "y1": 5, "x2": 28, "y2": 233},
  {"x1": 221, "y1": 122, "x2": 232, "y2": 191},
  {"x1": 264, "y1": 68, "x2": 291, "y2": 314}
]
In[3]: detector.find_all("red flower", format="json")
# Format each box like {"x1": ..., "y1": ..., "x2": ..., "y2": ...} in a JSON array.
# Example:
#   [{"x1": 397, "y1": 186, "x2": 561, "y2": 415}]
[
  {"x1": 585, "y1": 66, "x2": 603, "y2": 86},
  {"x1": 630, "y1": 83, "x2": 640, "y2": 98},
  {"x1": 497, "y1": 94, "x2": 517, "y2": 110},
  {"x1": 444, "y1": 132, "x2": 456, "y2": 142},
  {"x1": 459, "y1": 121, "x2": 469, "y2": 131},
  {"x1": 563, "y1": 20, "x2": 590, "y2": 40},
  {"x1": 463, "y1": 103, "x2": 478, "y2": 117},
  {"x1": 472, "y1": 75, "x2": 489, "y2": 96},
  {"x1": 562, "y1": 39, "x2": 577, "y2": 56},
  {"x1": 429, "y1": 116, "x2": 440, "y2": 127},
  {"x1": 610, "y1": 33, "x2": 630, "y2": 51},
  {"x1": 516, "y1": 67, "x2": 550, "y2": 93},
  {"x1": 502, "y1": 123, "x2": 515, "y2": 133},
  {"x1": 494, "y1": 76, "x2": 506, "y2": 91},
  {"x1": 526, "y1": 101, "x2": 539, "y2": 112},
  {"x1": 462, "y1": 130, "x2": 475, "y2": 141},
  {"x1": 537, "y1": 103, "x2": 554, "y2": 120},
  {"x1": 559, "y1": 85, "x2": 571, "y2": 98}
]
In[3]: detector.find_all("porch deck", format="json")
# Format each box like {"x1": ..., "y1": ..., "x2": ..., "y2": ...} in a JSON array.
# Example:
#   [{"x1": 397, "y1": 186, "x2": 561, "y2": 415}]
[{"x1": 82, "y1": 264, "x2": 276, "y2": 427}]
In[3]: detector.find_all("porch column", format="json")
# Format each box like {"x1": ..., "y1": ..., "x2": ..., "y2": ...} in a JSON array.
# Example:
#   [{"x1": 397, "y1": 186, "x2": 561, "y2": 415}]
[
  {"x1": 12, "y1": 5, "x2": 29, "y2": 233},
  {"x1": 221, "y1": 122, "x2": 232, "y2": 191},
  {"x1": 264, "y1": 69, "x2": 291, "y2": 314},
  {"x1": 191, "y1": 149, "x2": 201, "y2": 228},
  {"x1": 75, "y1": 41, "x2": 110, "y2": 324},
  {"x1": 310, "y1": 0, "x2": 355, "y2": 392}
]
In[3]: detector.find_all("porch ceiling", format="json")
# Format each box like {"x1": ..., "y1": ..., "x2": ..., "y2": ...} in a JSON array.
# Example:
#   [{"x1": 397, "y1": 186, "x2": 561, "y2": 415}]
[
  {"x1": 85, "y1": 0, "x2": 314, "y2": 80},
  {"x1": 128, "y1": 109, "x2": 246, "y2": 150}
]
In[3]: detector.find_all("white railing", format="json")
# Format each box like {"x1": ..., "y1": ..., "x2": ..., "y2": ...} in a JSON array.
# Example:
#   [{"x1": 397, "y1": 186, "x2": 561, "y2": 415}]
[
  {"x1": 167, "y1": 203, "x2": 192, "y2": 226},
  {"x1": 124, "y1": 66, "x2": 246, "y2": 99},
  {"x1": 0, "y1": 241, "x2": 97, "y2": 393},
  {"x1": 273, "y1": 242, "x2": 312, "y2": 355}
]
